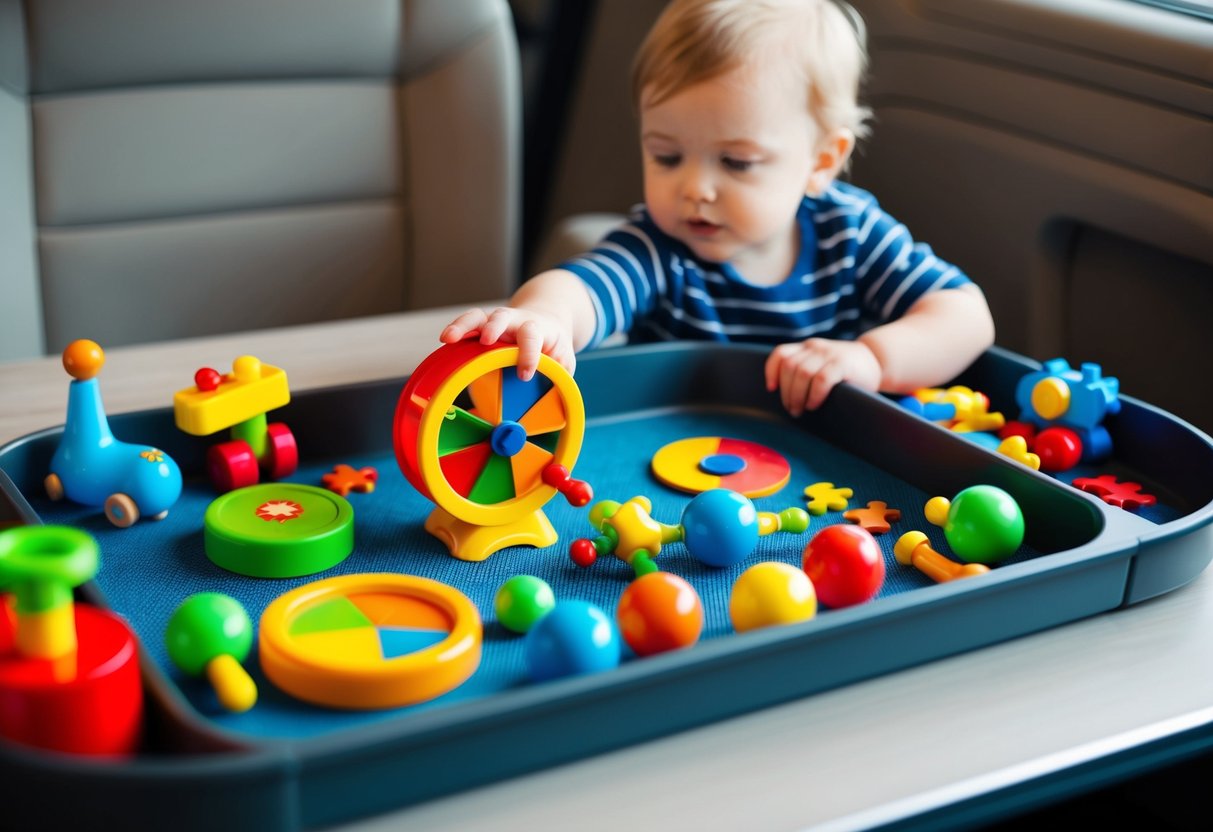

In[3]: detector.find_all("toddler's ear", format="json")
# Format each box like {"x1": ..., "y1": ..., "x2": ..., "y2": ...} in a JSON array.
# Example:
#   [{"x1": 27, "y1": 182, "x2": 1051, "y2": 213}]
[{"x1": 806, "y1": 129, "x2": 855, "y2": 197}]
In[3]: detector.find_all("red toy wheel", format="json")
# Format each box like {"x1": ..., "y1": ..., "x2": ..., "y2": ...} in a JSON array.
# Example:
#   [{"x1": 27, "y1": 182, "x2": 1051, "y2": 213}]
[
  {"x1": 263, "y1": 423, "x2": 298, "y2": 480},
  {"x1": 208, "y1": 440, "x2": 260, "y2": 492}
]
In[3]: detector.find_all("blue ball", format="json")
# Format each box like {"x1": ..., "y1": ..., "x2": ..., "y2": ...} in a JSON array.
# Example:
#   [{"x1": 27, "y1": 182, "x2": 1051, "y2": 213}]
[
  {"x1": 525, "y1": 601, "x2": 620, "y2": 681},
  {"x1": 681, "y1": 488, "x2": 760, "y2": 568}
]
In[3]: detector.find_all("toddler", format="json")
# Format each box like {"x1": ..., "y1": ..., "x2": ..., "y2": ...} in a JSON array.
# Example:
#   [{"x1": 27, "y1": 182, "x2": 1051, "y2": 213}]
[{"x1": 441, "y1": 0, "x2": 994, "y2": 415}]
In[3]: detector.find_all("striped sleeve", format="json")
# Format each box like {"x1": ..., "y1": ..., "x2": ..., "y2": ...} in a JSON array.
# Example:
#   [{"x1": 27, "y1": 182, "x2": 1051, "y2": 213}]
[
  {"x1": 850, "y1": 202, "x2": 971, "y2": 323},
  {"x1": 557, "y1": 218, "x2": 665, "y2": 348}
]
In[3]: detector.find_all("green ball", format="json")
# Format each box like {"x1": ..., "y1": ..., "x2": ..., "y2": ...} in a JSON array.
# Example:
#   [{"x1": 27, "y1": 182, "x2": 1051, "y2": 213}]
[
  {"x1": 944, "y1": 485, "x2": 1025, "y2": 564},
  {"x1": 165, "y1": 592, "x2": 253, "y2": 675},
  {"x1": 494, "y1": 575, "x2": 556, "y2": 634}
]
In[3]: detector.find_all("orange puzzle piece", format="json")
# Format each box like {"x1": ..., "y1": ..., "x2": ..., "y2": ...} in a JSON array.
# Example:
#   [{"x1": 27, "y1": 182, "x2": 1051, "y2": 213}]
[
  {"x1": 843, "y1": 501, "x2": 902, "y2": 535},
  {"x1": 322, "y1": 464, "x2": 378, "y2": 496}
]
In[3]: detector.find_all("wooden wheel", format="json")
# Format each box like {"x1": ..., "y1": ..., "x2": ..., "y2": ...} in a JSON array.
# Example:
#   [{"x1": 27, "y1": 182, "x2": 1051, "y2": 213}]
[{"x1": 104, "y1": 494, "x2": 140, "y2": 528}]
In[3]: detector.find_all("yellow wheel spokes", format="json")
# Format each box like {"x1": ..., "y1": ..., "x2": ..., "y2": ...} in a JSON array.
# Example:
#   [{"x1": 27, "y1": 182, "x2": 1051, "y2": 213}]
[{"x1": 418, "y1": 348, "x2": 585, "y2": 527}]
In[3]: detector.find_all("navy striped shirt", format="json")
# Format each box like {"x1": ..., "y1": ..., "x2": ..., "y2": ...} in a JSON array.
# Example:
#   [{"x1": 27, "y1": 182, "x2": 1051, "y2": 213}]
[{"x1": 560, "y1": 181, "x2": 971, "y2": 349}]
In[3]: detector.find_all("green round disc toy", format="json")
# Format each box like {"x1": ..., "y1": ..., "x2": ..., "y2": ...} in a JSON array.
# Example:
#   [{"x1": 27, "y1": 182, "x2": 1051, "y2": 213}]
[
  {"x1": 925, "y1": 484, "x2": 1024, "y2": 564},
  {"x1": 494, "y1": 575, "x2": 556, "y2": 634},
  {"x1": 204, "y1": 483, "x2": 354, "y2": 578}
]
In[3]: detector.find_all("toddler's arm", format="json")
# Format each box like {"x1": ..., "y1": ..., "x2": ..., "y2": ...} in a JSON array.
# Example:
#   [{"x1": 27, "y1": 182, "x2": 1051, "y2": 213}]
[
  {"x1": 440, "y1": 269, "x2": 599, "y2": 381},
  {"x1": 764, "y1": 285, "x2": 994, "y2": 415}
]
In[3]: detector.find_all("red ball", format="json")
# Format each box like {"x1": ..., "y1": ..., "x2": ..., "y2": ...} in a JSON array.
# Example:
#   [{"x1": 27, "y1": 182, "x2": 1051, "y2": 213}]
[
  {"x1": 999, "y1": 420, "x2": 1037, "y2": 443},
  {"x1": 802, "y1": 525, "x2": 886, "y2": 609},
  {"x1": 570, "y1": 538, "x2": 598, "y2": 568},
  {"x1": 194, "y1": 367, "x2": 223, "y2": 392},
  {"x1": 1035, "y1": 427, "x2": 1082, "y2": 472}
]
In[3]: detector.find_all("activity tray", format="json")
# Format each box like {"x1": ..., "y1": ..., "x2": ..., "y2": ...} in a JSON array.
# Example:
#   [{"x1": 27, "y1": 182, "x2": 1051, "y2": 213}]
[{"x1": 1, "y1": 342, "x2": 1211, "y2": 831}]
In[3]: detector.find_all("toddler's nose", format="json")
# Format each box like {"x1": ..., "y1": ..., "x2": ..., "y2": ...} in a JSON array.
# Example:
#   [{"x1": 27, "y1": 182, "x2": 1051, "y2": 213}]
[{"x1": 682, "y1": 165, "x2": 716, "y2": 204}]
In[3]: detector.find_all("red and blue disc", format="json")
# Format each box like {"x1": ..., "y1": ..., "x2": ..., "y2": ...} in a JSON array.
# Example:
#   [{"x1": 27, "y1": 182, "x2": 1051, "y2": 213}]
[{"x1": 651, "y1": 436, "x2": 791, "y2": 498}]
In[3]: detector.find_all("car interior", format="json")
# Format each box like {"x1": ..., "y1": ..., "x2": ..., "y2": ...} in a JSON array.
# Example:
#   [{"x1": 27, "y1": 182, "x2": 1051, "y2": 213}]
[{"x1": 1, "y1": 2, "x2": 1210, "y2": 825}]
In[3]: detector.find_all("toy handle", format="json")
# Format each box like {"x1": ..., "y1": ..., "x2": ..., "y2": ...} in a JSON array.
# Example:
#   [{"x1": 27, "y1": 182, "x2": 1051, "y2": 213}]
[
  {"x1": 543, "y1": 464, "x2": 593, "y2": 507},
  {"x1": 206, "y1": 654, "x2": 258, "y2": 713}
]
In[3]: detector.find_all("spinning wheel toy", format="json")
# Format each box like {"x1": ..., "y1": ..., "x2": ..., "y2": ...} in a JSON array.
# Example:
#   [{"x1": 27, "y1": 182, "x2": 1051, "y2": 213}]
[
  {"x1": 174, "y1": 355, "x2": 298, "y2": 493},
  {"x1": 394, "y1": 341, "x2": 593, "y2": 561}
]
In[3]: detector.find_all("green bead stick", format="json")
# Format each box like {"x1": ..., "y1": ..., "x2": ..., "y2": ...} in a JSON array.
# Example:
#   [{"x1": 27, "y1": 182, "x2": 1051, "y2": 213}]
[
  {"x1": 757, "y1": 507, "x2": 811, "y2": 536},
  {"x1": 166, "y1": 593, "x2": 257, "y2": 712}
]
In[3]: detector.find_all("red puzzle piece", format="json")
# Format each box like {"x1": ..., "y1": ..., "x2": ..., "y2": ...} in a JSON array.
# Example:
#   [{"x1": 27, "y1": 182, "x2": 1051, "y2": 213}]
[
  {"x1": 321, "y1": 464, "x2": 378, "y2": 496},
  {"x1": 1071, "y1": 474, "x2": 1156, "y2": 511}
]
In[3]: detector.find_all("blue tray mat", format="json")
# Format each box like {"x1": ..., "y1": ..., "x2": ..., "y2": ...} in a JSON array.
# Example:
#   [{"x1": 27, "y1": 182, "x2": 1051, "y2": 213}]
[{"x1": 27, "y1": 408, "x2": 1173, "y2": 742}]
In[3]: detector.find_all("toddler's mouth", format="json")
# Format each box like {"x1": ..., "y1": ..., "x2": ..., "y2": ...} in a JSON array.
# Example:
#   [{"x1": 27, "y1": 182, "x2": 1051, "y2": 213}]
[{"x1": 687, "y1": 218, "x2": 721, "y2": 236}]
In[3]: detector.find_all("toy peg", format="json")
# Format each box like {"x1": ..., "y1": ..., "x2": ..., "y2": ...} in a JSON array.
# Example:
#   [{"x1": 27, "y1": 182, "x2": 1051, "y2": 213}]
[
  {"x1": 757, "y1": 506, "x2": 810, "y2": 535},
  {"x1": 542, "y1": 463, "x2": 593, "y2": 506},
  {"x1": 894, "y1": 532, "x2": 989, "y2": 583},
  {"x1": 0, "y1": 526, "x2": 98, "y2": 660},
  {"x1": 166, "y1": 593, "x2": 257, "y2": 712}
]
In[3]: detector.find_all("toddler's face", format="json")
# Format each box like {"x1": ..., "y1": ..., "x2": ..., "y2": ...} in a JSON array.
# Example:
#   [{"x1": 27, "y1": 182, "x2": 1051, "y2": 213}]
[{"x1": 639, "y1": 61, "x2": 827, "y2": 284}]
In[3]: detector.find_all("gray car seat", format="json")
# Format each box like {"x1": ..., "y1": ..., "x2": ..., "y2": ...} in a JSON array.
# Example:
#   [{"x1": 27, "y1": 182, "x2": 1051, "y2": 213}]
[{"x1": 0, "y1": 0, "x2": 520, "y2": 360}]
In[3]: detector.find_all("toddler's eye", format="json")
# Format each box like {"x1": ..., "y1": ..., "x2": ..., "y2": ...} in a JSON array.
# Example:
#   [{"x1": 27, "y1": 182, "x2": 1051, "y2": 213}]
[
  {"x1": 722, "y1": 157, "x2": 754, "y2": 172},
  {"x1": 652, "y1": 153, "x2": 681, "y2": 168}
]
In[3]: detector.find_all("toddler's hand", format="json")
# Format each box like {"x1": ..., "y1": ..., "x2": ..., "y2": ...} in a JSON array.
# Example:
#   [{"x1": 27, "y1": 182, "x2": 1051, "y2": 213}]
[
  {"x1": 440, "y1": 307, "x2": 575, "y2": 382},
  {"x1": 764, "y1": 338, "x2": 882, "y2": 416}
]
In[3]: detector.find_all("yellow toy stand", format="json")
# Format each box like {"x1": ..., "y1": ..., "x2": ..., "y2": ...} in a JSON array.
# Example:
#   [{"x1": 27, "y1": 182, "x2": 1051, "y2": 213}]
[
  {"x1": 258, "y1": 573, "x2": 482, "y2": 710},
  {"x1": 393, "y1": 342, "x2": 591, "y2": 562}
]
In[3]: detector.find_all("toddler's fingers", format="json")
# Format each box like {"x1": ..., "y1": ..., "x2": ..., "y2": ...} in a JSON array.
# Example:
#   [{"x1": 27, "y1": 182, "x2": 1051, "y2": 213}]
[
  {"x1": 805, "y1": 362, "x2": 843, "y2": 411},
  {"x1": 440, "y1": 308, "x2": 489, "y2": 342},
  {"x1": 551, "y1": 330, "x2": 577, "y2": 377},
  {"x1": 764, "y1": 343, "x2": 798, "y2": 392},
  {"x1": 514, "y1": 320, "x2": 544, "y2": 381},
  {"x1": 780, "y1": 362, "x2": 814, "y2": 418},
  {"x1": 479, "y1": 307, "x2": 516, "y2": 344}
]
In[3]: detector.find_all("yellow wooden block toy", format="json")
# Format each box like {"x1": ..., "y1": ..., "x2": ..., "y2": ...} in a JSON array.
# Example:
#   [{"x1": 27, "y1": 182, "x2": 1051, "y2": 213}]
[{"x1": 174, "y1": 356, "x2": 290, "y2": 436}]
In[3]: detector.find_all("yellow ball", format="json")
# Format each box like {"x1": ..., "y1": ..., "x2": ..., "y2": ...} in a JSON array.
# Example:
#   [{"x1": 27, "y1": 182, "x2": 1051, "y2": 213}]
[{"x1": 729, "y1": 561, "x2": 817, "y2": 633}]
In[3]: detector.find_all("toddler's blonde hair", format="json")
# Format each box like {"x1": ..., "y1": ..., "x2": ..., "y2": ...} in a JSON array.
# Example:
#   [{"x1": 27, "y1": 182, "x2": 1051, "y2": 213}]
[{"x1": 632, "y1": 0, "x2": 872, "y2": 142}]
